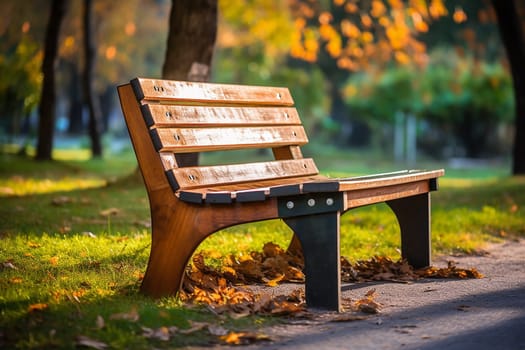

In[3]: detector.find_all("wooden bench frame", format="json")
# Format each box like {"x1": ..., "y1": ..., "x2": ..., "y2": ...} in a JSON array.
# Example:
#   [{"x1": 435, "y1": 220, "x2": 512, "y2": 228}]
[{"x1": 118, "y1": 77, "x2": 444, "y2": 311}]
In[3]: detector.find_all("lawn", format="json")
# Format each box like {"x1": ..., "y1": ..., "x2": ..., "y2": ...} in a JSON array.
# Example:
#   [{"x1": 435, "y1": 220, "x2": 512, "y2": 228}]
[{"x1": 1, "y1": 148, "x2": 524, "y2": 348}]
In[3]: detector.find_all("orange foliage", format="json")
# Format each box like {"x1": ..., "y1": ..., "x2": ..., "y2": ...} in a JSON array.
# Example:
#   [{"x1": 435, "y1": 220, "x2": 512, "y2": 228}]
[{"x1": 290, "y1": 0, "x2": 449, "y2": 71}]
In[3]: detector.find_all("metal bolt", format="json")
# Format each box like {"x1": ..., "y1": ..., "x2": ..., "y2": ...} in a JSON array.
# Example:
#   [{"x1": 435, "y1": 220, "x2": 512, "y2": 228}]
[
  {"x1": 286, "y1": 201, "x2": 294, "y2": 209},
  {"x1": 307, "y1": 198, "x2": 316, "y2": 207},
  {"x1": 326, "y1": 198, "x2": 334, "y2": 206}
]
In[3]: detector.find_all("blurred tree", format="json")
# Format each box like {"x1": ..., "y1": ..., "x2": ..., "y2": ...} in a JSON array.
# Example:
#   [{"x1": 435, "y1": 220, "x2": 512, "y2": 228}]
[
  {"x1": 162, "y1": 0, "x2": 218, "y2": 166},
  {"x1": 345, "y1": 54, "x2": 514, "y2": 158},
  {"x1": 491, "y1": 0, "x2": 525, "y2": 175},
  {"x1": 83, "y1": 0, "x2": 103, "y2": 158},
  {"x1": 35, "y1": 0, "x2": 68, "y2": 160},
  {"x1": 0, "y1": 35, "x2": 42, "y2": 146}
]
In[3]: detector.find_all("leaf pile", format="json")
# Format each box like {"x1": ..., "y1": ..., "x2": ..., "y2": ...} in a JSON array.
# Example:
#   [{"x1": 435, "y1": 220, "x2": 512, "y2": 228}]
[
  {"x1": 341, "y1": 255, "x2": 483, "y2": 283},
  {"x1": 180, "y1": 243, "x2": 482, "y2": 316},
  {"x1": 181, "y1": 242, "x2": 307, "y2": 318}
]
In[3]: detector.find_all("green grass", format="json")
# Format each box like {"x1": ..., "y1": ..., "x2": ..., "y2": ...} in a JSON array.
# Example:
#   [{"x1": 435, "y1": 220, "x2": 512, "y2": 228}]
[{"x1": 1, "y1": 149, "x2": 524, "y2": 348}]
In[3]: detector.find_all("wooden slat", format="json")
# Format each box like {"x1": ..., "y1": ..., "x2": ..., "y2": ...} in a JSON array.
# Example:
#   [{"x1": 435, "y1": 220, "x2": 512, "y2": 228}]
[
  {"x1": 345, "y1": 181, "x2": 431, "y2": 209},
  {"x1": 169, "y1": 158, "x2": 319, "y2": 190},
  {"x1": 151, "y1": 126, "x2": 308, "y2": 153},
  {"x1": 131, "y1": 77, "x2": 294, "y2": 106},
  {"x1": 177, "y1": 174, "x2": 326, "y2": 194},
  {"x1": 141, "y1": 105, "x2": 301, "y2": 127},
  {"x1": 302, "y1": 170, "x2": 445, "y2": 192}
]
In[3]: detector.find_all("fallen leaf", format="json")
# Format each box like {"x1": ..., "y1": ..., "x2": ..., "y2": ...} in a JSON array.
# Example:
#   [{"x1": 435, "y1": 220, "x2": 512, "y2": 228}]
[
  {"x1": 357, "y1": 300, "x2": 382, "y2": 314},
  {"x1": 52, "y1": 196, "x2": 72, "y2": 206},
  {"x1": 2, "y1": 261, "x2": 18, "y2": 270},
  {"x1": 9, "y1": 277, "x2": 23, "y2": 284},
  {"x1": 179, "y1": 321, "x2": 209, "y2": 334},
  {"x1": 354, "y1": 289, "x2": 382, "y2": 314},
  {"x1": 76, "y1": 335, "x2": 108, "y2": 349},
  {"x1": 265, "y1": 274, "x2": 285, "y2": 287},
  {"x1": 142, "y1": 326, "x2": 170, "y2": 341},
  {"x1": 109, "y1": 307, "x2": 139, "y2": 322},
  {"x1": 99, "y1": 208, "x2": 120, "y2": 217},
  {"x1": 28, "y1": 303, "x2": 48, "y2": 312},
  {"x1": 96, "y1": 315, "x2": 105, "y2": 329},
  {"x1": 331, "y1": 314, "x2": 368, "y2": 322},
  {"x1": 208, "y1": 325, "x2": 229, "y2": 336},
  {"x1": 220, "y1": 331, "x2": 271, "y2": 345},
  {"x1": 49, "y1": 256, "x2": 59, "y2": 266}
]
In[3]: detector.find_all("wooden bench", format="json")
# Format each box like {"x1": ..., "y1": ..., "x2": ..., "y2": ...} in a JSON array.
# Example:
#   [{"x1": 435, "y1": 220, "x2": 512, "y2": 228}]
[{"x1": 117, "y1": 77, "x2": 444, "y2": 311}]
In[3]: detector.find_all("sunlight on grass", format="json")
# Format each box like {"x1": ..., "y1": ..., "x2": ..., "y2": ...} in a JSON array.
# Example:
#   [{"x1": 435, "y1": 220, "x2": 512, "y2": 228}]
[
  {"x1": 17, "y1": 145, "x2": 93, "y2": 161},
  {"x1": 0, "y1": 176, "x2": 106, "y2": 196}
]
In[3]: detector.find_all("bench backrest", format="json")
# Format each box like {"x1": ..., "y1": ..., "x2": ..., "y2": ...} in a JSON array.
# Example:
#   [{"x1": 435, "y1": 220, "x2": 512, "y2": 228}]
[{"x1": 127, "y1": 78, "x2": 320, "y2": 197}]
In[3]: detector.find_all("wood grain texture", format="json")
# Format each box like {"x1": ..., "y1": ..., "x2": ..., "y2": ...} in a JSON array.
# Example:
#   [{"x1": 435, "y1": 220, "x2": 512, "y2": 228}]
[
  {"x1": 142, "y1": 105, "x2": 301, "y2": 127},
  {"x1": 170, "y1": 158, "x2": 319, "y2": 189},
  {"x1": 132, "y1": 77, "x2": 294, "y2": 106},
  {"x1": 150, "y1": 126, "x2": 308, "y2": 153}
]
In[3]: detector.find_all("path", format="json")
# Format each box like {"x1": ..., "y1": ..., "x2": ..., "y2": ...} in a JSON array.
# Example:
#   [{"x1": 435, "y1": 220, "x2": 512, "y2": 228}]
[{"x1": 187, "y1": 239, "x2": 525, "y2": 350}]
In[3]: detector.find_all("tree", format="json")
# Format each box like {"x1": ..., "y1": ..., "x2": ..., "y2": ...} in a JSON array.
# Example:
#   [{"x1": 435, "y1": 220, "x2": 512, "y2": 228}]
[
  {"x1": 35, "y1": 0, "x2": 67, "y2": 160},
  {"x1": 83, "y1": 0, "x2": 103, "y2": 158},
  {"x1": 491, "y1": 0, "x2": 525, "y2": 174},
  {"x1": 162, "y1": 0, "x2": 218, "y2": 166}
]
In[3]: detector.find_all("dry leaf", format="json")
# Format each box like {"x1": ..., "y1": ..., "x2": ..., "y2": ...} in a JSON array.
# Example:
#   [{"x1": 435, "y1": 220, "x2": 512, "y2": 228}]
[
  {"x1": 331, "y1": 314, "x2": 368, "y2": 322},
  {"x1": 96, "y1": 315, "x2": 105, "y2": 329},
  {"x1": 179, "y1": 321, "x2": 209, "y2": 334},
  {"x1": 49, "y1": 256, "x2": 59, "y2": 266},
  {"x1": 109, "y1": 308, "x2": 139, "y2": 322},
  {"x1": 52, "y1": 196, "x2": 72, "y2": 206},
  {"x1": 357, "y1": 299, "x2": 382, "y2": 314},
  {"x1": 2, "y1": 261, "x2": 17, "y2": 270},
  {"x1": 142, "y1": 326, "x2": 170, "y2": 341},
  {"x1": 99, "y1": 208, "x2": 120, "y2": 217},
  {"x1": 82, "y1": 231, "x2": 97, "y2": 238},
  {"x1": 28, "y1": 303, "x2": 48, "y2": 312},
  {"x1": 265, "y1": 274, "x2": 285, "y2": 287},
  {"x1": 220, "y1": 331, "x2": 271, "y2": 345},
  {"x1": 416, "y1": 261, "x2": 483, "y2": 279},
  {"x1": 9, "y1": 277, "x2": 23, "y2": 284},
  {"x1": 208, "y1": 325, "x2": 229, "y2": 336},
  {"x1": 76, "y1": 335, "x2": 108, "y2": 349}
]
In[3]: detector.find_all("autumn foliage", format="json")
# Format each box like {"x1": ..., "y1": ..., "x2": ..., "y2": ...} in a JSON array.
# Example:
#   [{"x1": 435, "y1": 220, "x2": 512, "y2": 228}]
[{"x1": 289, "y1": 0, "x2": 451, "y2": 70}]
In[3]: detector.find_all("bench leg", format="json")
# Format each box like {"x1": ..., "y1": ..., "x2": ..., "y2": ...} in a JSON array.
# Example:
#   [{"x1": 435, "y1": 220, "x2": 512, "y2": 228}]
[
  {"x1": 386, "y1": 193, "x2": 431, "y2": 268},
  {"x1": 140, "y1": 207, "x2": 204, "y2": 298},
  {"x1": 284, "y1": 212, "x2": 341, "y2": 312}
]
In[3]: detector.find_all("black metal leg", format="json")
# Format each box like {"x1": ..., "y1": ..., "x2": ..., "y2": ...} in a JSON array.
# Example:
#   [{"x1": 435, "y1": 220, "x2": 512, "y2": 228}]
[
  {"x1": 284, "y1": 212, "x2": 341, "y2": 311},
  {"x1": 386, "y1": 193, "x2": 431, "y2": 268}
]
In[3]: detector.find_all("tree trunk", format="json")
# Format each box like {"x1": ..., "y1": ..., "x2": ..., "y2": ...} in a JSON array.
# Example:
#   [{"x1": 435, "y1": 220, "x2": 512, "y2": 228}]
[
  {"x1": 491, "y1": 0, "x2": 525, "y2": 174},
  {"x1": 65, "y1": 61, "x2": 84, "y2": 134},
  {"x1": 162, "y1": 0, "x2": 218, "y2": 167},
  {"x1": 35, "y1": 0, "x2": 67, "y2": 160},
  {"x1": 83, "y1": 0, "x2": 103, "y2": 158}
]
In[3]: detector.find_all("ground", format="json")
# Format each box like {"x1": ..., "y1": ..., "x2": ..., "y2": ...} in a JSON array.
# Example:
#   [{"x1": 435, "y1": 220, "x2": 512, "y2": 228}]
[{"x1": 187, "y1": 238, "x2": 525, "y2": 350}]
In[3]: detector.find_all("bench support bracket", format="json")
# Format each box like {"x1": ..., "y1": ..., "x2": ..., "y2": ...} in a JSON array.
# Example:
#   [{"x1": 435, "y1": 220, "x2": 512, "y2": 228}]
[{"x1": 284, "y1": 211, "x2": 341, "y2": 312}]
